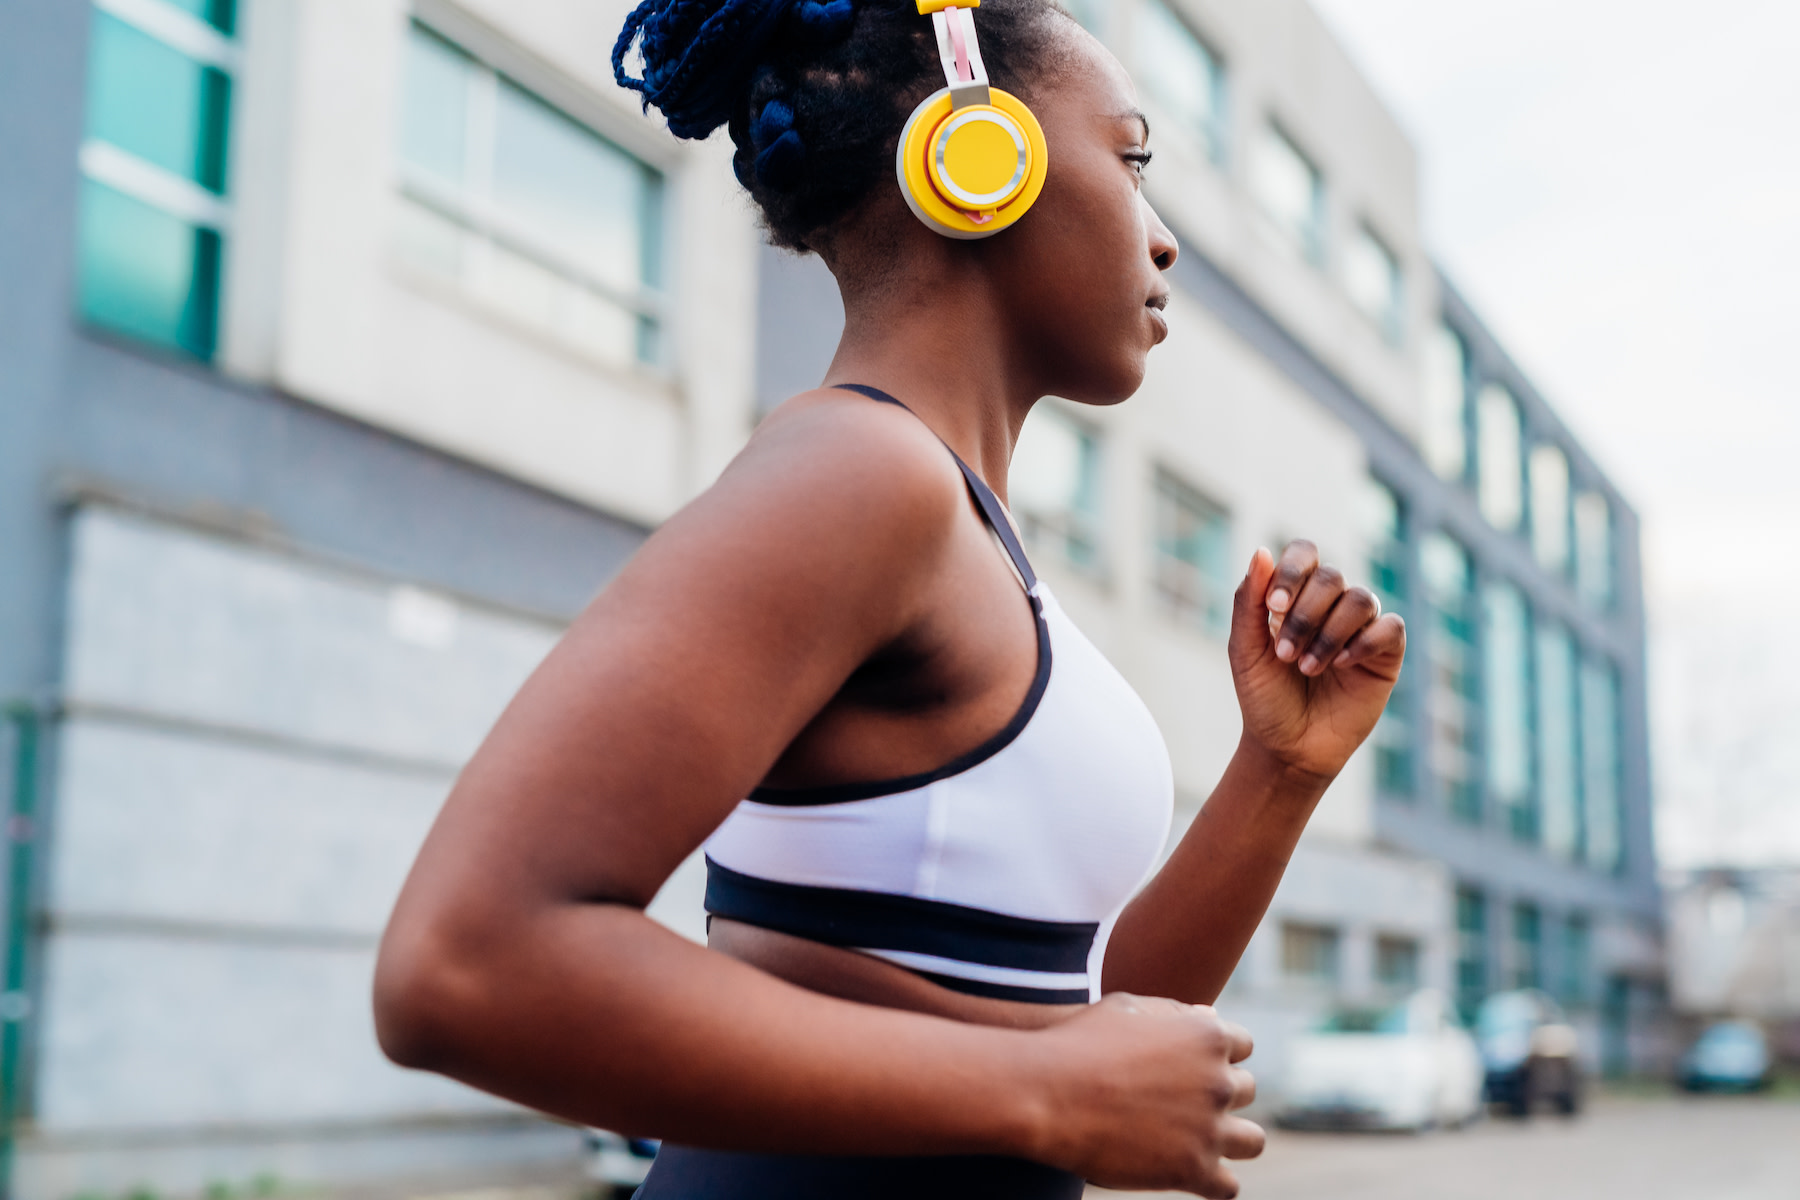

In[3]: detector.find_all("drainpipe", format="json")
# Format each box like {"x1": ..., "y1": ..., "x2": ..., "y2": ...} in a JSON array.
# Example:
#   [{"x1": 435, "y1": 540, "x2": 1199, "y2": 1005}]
[{"x1": 0, "y1": 703, "x2": 41, "y2": 1200}]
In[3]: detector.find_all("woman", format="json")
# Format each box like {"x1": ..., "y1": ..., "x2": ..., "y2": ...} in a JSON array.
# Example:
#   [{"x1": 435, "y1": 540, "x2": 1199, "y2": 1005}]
[{"x1": 372, "y1": 0, "x2": 1405, "y2": 1195}]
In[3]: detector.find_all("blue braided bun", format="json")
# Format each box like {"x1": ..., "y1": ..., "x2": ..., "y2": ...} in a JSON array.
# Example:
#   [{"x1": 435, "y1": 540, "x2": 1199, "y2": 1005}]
[
  {"x1": 616, "y1": 0, "x2": 1065, "y2": 250},
  {"x1": 613, "y1": 0, "x2": 856, "y2": 140}
]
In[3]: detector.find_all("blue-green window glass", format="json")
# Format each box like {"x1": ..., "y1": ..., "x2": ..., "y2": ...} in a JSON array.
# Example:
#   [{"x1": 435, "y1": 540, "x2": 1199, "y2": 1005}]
[
  {"x1": 1252, "y1": 123, "x2": 1325, "y2": 265},
  {"x1": 396, "y1": 23, "x2": 667, "y2": 366},
  {"x1": 1511, "y1": 902, "x2": 1542, "y2": 990},
  {"x1": 1012, "y1": 408, "x2": 1104, "y2": 573},
  {"x1": 1574, "y1": 491, "x2": 1615, "y2": 611},
  {"x1": 1560, "y1": 914, "x2": 1590, "y2": 1007},
  {"x1": 1364, "y1": 477, "x2": 1413, "y2": 797},
  {"x1": 1483, "y1": 581, "x2": 1534, "y2": 841},
  {"x1": 1134, "y1": 0, "x2": 1227, "y2": 163},
  {"x1": 1422, "y1": 534, "x2": 1479, "y2": 820},
  {"x1": 1455, "y1": 885, "x2": 1487, "y2": 1022},
  {"x1": 1581, "y1": 660, "x2": 1623, "y2": 873},
  {"x1": 77, "y1": 181, "x2": 222, "y2": 358},
  {"x1": 1535, "y1": 622, "x2": 1580, "y2": 860},
  {"x1": 1152, "y1": 471, "x2": 1232, "y2": 636},
  {"x1": 86, "y1": 14, "x2": 232, "y2": 192},
  {"x1": 399, "y1": 26, "x2": 472, "y2": 187},
  {"x1": 78, "y1": 1, "x2": 235, "y2": 361}
]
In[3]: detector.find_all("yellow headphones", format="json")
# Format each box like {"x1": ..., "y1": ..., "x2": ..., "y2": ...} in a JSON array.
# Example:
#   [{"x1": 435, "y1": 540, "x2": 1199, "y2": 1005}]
[{"x1": 896, "y1": 0, "x2": 1048, "y2": 239}]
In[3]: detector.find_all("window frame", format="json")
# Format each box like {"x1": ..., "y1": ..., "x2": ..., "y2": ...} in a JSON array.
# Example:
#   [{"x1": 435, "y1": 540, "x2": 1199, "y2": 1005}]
[
  {"x1": 1251, "y1": 119, "x2": 1327, "y2": 267},
  {"x1": 1149, "y1": 467, "x2": 1233, "y2": 637},
  {"x1": 396, "y1": 19, "x2": 671, "y2": 368},
  {"x1": 1344, "y1": 221, "x2": 1405, "y2": 346},
  {"x1": 1131, "y1": 0, "x2": 1229, "y2": 166}
]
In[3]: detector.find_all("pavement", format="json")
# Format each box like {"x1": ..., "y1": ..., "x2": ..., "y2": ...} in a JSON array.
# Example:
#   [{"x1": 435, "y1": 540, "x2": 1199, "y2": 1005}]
[{"x1": 1089, "y1": 1092, "x2": 1800, "y2": 1200}]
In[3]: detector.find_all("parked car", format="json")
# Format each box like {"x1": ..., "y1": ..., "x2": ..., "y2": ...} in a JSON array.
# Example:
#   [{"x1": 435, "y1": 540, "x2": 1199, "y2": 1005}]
[
  {"x1": 585, "y1": 1129, "x2": 659, "y2": 1199},
  {"x1": 1678, "y1": 1021, "x2": 1772, "y2": 1092},
  {"x1": 1278, "y1": 989, "x2": 1485, "y2": 1131},
  {"x1": 1475, "y1": 989, "x2": 1582, "y2": 1116}
]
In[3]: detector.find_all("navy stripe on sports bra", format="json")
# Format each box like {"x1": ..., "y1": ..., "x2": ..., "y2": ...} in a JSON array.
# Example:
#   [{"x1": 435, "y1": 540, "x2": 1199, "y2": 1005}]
[{"x1": 745, "y1": 384, "x2": 1051, "y2": 808}]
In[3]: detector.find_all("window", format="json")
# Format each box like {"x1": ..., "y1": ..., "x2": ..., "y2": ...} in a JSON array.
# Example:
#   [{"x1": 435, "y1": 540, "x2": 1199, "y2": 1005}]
[
  {"x1": 1363, "y1": 477, "x2": 1413, "y2": 796},
  {"x1": 1251, "y1": 122, "x2": 1324, "y2": 265},
  {"x1": 1574, "y1": 491, "x2": 1614, "y2": 610},
  {"x1": 1476, "y1": 384, "x2": 1524, "y2": 531},
  {"x1": 1421, "y1": 533, "x2": 1479, "y2": 821},
  {"x1": 1375, "y1": 934, "x2": 1421, "y2": 992},
  {"x1": 1560, "y1": 915, "x2": 1590, "y2": 1007},
  {"x1": 1535, "y1": 622, "x2": 1580, "y2": 860},
  {"x1": 1511, "y1": 902, "x2": 1542, "y2": 990},
  {"x1": 1484, "y1": 581, "x2": 1534, "y2": 841},
  {"x1": 1281, "y1": 923, "x2": 1340, "y2": 985},
  {"x1": 1421, "y1": 324, "x2": 1469, "y2": 481},
  {"x1": 1151, "y1": 471, "x2": 1232, "y2": 635},
  {"x1": 1581, "y1": 659, "x2": 1624, "y2": 873},
  {"x1": 1530, "y1": 444, "x2": 1572, "y2": 574},
  {"x1": 1012, "y1": 407, "x2": 1103, "y2": 572},
  {"x1": 1455, "y1": 886, "x2": 1487, "y2": 1020},
  {"x1": 1344, "y1": 224, "x2": 1403, "y2": 344},
  {"x1": 1133, "y1": 0, "x2": 1227, "y2": 163},
  {"x1": 397, "y1": 24, "x2": 666, "y2": 366},
  {"x1": 77, "y1": 0, "x2": 237, "y2": 360}
]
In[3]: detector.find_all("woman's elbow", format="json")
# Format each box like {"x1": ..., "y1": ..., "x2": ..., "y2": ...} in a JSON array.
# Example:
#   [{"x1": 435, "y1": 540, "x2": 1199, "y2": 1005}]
[{"x1": 373, "y1": 923, "x2": 481, "y2": 1072}]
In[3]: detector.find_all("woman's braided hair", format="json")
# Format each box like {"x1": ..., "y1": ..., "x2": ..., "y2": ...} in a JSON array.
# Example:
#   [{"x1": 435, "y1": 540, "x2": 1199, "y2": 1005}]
[{"x1": 614, "y1": 0, "x2": 1065, "y2": 251}]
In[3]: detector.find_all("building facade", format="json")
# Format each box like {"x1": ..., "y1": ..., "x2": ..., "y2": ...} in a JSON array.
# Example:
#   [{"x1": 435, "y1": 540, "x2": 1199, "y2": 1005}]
[{"x1": 0, "y1": 0, "x2": 1659, "y2": 1197}]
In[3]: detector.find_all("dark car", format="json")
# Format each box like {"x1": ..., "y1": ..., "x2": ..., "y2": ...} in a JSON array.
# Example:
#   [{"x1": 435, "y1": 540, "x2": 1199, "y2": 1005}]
[
  {"x1": 1475, "y1": 989, "x2": 1583, "y2": 1116},
  {"x1": 1678, "y1": 1021, "x2": 1772, "y2": 1093}
]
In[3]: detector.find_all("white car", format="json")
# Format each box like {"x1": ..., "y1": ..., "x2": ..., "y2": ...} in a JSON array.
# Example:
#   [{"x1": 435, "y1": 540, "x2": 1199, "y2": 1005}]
[{"x1": 1277, "y1": 989, "x2": 1485, "y2": 1132}]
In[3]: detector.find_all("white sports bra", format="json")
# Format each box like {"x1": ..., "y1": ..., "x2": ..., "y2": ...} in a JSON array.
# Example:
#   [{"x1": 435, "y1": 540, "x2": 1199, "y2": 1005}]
[{"x1": 704, "y1": 385, "x2": 1173, "y2": 1003}]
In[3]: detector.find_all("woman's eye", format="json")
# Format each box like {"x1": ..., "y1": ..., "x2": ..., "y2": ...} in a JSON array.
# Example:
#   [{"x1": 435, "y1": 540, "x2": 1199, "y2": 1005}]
[{"x1": 1124, "y1": 150, "x2": 1153, "y2": 177}]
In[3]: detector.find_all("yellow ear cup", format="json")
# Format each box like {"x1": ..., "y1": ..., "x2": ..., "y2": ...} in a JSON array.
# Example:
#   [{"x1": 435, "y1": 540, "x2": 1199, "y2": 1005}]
[{"x1": 896, "y1": 87, "x2": 1048, "y2": 239}]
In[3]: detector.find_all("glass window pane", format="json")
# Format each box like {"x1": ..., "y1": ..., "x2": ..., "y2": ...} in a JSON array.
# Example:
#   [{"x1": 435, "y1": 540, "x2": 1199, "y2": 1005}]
[
  {"x1": 494, "y1": 78, "x2": 657, "y2": 296},
  {"x1": 1455, "y1": 885, "x2": 1487, "y2": 1019},
  {"x1": 1561, "y1": 915, "x2": 1590, "y2": 1006},
  {"x1": 1530, "y1": 444, "x2": 1571, "y2": 573},
  {"x1": 1574, "y1": 491, "x2": 1614, "y2": 610},
  {"x1": 1422, "y1": 533, "x2": 1479, "y2": 819},
  {"x1": 1014, "y1": 408, "x2": 1103, "y2": 571},
  {"x1": 86, "y1": 12, "x2": 233, "y2": 193},
  {"x1": 1483, "y1": 580, "x2": 1533, "y2": 839},
  {"x1": 1251, "y1": 123, "x2": 1324, "y2": 264},
  {"x1": 1536, "y1": 622, "x2": 1579, "y2": 860},
  {"x1": 1581, "y1": 660, "x2": 1623, "y2": 872},
  {"x1": 164, "y1": 0, "x2": 238, "y2": 35},
  {"x1": 1061, "y1": 0, "x2": 1110, "y2": 33},
  {"x1": 1477, "y1": 383, "x2": 1524, "y2": 531},
  {"x1": 1152, "y1": 471, "x2": 1231, "y2": 635},
  {"x1": 1281, "y1": 923, "x2": 1340, "y2": 984},
  {"x1": 78, "y1": 179, "x2": 221, "y2": 359},
  {"x1": 1376, "y1": 935, "x2": 1421, "y2": 991},
  {"x1": 1422, "y1": 323, "x2": 1468, "y2": 481},
  {"x1": 1512, "y1": 903, "x2": 1542, "y2": 990},
  {"x1": 1363, "y1": 477, "x2": 1412, "y2": 796},
  {"x1": 401, "y1": 24, "x2": 473, "y2": 187},
  {"x1": 1345, "y1": 225, "x2": 1402, "y2": 343},
  {"x1": 1134, "y1": 0, "x2": 1226, "y2": 162}
]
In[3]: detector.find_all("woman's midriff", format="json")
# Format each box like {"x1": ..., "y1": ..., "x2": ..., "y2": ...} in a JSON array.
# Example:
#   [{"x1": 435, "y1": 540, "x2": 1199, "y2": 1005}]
[{"x1": 707, "y1": 917, "x2": 1085, "y2": 1030}]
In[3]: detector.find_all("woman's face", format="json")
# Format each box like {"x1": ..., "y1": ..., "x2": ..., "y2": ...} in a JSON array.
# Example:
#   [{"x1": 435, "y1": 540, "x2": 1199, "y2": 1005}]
[{"x1": 988, "y1": 26, "x2": 1177, "y2": 405}]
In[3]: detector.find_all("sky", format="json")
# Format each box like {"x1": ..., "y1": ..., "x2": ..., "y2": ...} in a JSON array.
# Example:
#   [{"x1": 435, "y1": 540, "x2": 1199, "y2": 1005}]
[{"x1": 1307, "y1": 0, "x2": 1800, "y2": 867}]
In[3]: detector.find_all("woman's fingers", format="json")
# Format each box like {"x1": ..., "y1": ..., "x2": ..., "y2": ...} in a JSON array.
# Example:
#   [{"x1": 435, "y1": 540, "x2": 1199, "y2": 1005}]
[
  {"x1": 1216, "y1": 1114, "x2": 1267, "y2": 1159},
  {"x1": 1263, "y1": 540, "x2": 1319, "y2": 628},
  {"x1": 1292, "y1": 585, "x2": 1380, "y2": 676},
  {"x1": 1332, "y1": 612, "x2": 1408, "y2": 675},
  {"x1": 1226, "y1": 1064, "x2": 1257, "y2": 1109},
  {"x1": 1273, "y1": 561, "x2": 1346, "y2": 666}
]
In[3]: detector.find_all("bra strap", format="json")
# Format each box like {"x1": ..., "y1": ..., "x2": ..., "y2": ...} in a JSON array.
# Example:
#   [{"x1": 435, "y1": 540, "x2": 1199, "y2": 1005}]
[{"x1": 834, "y1": 384, "x2": 1039, "y2": 593}]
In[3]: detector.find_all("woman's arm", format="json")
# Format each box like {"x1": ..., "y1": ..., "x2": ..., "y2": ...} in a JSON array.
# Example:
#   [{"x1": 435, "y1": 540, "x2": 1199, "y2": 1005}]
[
  {"x1": 1104, "y1": 542, "x2": 1406, "y2": 1003},
  {"x1": 374, "y1": 395, "x2": 1262, "y2": 1196}
]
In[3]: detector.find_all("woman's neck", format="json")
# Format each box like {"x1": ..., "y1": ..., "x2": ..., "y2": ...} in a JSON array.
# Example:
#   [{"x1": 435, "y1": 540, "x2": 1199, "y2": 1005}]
[{"x1": 822, "y1": 268, "x2": 1039, "y2": 505}]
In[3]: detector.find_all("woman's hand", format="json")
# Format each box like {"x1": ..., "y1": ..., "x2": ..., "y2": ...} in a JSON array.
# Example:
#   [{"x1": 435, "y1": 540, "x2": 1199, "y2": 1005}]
[
  {"x1": 1228, "y1": 541, "x2": 1406, "y2": 785},
  {"x1": 1031, "y1": 995, "x2": 1262, "y2": 1197}
]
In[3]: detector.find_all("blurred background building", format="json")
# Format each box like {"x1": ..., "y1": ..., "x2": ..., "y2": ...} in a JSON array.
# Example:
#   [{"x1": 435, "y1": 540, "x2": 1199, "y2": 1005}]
[{"x1": 0, "y1": 0, "x2": 1663, "y2": 1197}]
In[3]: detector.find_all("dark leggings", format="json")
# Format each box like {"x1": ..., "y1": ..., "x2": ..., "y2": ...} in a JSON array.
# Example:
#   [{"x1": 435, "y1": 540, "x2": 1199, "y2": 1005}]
[{"x1": 634, "y1": 1145, "x2": 1085, "y2": 1199}]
